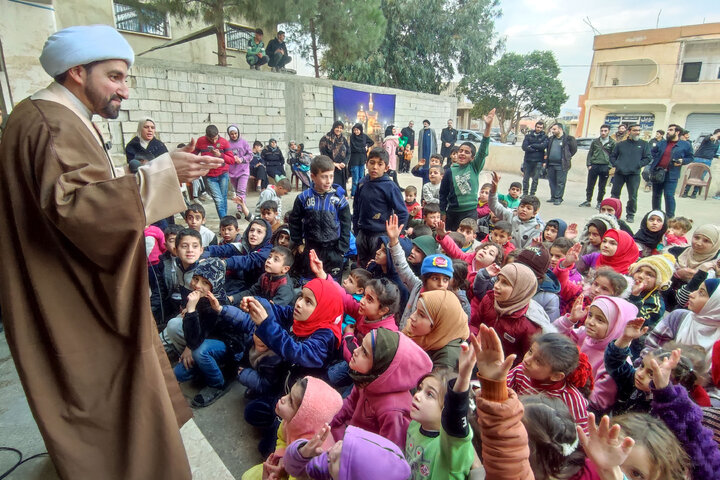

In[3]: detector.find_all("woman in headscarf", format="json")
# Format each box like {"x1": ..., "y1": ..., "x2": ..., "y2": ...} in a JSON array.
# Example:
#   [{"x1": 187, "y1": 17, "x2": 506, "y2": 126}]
[
  {"x1": 599, "y1": 197, "x2": 634, "y2": 235},
  {"x1": 349, "y1": 123, "x2": 374, "y2": 196},
  {"x1": 319, "y1": 121, "x2": 349, "y2": 192},
  {"x1": 226, "y1": 125, "x2": 252, "y2": 210},
  {"x1": 261, "y1": 138, "x2": 286, "y2": 182},
  {"x1": 665, "y1": 224, "x2": 720, "y2": 311},
  {"x1": 125, "y1": 117, "x2": 168, "y2": 162},
  {"x1": 403, "y1": 290, "x2": 469, "y2": 370},
  {"x1": 633, "y1": 210, "x2": 668, "y2": 257},
  {"x1": 382, "y1": 125, "x2": 401, "y2": 187}
]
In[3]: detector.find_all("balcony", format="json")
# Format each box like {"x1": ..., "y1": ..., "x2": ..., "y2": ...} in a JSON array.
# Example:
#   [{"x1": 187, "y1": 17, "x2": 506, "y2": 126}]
[
  {"x1": 113, "y1": 1, "x2": 169, "y2": 38},
  {"x1": 594, "y1": 59, "x2": 657, "y2": 87}
]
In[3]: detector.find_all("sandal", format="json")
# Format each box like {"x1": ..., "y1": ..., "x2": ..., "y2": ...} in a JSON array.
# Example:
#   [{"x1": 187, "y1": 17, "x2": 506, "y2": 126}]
[{"x1": 190, "y1": 384, "x2": 231, "y2": 408}]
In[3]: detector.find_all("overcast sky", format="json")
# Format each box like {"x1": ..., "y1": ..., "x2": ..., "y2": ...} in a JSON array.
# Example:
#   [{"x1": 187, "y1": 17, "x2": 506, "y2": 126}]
[
  {"x1": 496, "y1": 0, "x2": 720, "y2": 112},
  {"x1": 288, "y1": 1, "x2": 720, "y2": 112}
]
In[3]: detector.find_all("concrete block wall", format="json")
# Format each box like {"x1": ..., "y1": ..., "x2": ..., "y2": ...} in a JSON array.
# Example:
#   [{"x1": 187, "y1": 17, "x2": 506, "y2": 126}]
[{"x1": 100, "y1": 58, "x2": 457, "y2": 164}]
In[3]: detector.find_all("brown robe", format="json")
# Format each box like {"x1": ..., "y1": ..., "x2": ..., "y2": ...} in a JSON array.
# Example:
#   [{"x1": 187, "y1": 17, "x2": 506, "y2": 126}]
[{"x1": 0, "y1": 84, "x2": 192, "y2": 479}]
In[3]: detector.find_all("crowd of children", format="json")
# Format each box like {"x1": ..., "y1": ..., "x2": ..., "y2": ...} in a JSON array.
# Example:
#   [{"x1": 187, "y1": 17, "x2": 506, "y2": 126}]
[{"x1": 144, "y1": 117, "x2": 720, "y2": 480}]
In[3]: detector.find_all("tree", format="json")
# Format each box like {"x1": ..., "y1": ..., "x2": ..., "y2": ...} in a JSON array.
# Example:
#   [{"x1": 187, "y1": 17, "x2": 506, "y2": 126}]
[
  {"x1": 127, "y1": 0, "x2": 283, "y2": 66},
  {"x1": 325, "y1": 0, "x2": 502, "y2": 95},
  {"x1": 460, "y1": 50, "x2": 568, "y2": 141},
  {"x1": 282, "y1": 0, "x2": 386, "y2": 78}
]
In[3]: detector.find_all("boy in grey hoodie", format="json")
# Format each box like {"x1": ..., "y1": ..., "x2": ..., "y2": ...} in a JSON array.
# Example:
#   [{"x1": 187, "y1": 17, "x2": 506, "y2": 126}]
[{"x1": 488, "y1": 172, "x2": 544, "y2": 249}]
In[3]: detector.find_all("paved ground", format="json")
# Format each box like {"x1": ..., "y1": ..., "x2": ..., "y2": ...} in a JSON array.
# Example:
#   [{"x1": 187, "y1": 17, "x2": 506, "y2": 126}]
[{"x1": 1, "y1": 167, "x2": 717, "y2": 479}]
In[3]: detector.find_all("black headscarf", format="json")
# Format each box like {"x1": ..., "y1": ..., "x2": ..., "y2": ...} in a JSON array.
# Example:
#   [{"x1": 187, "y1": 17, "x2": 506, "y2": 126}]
[
  {"x1": 633, "y1": 210, "x2": 668, "y2": 249},
  {"x1": 350, "y1": 123, "x2": 367, "y2": 151}
]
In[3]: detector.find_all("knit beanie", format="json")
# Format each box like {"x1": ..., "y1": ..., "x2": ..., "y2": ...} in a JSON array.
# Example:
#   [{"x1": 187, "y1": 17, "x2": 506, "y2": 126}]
[
  {"x1": 628, "y1": 253, "x2": 676, "y2": 291},
  {"x1": 516, "y1": 245, "x2": 550, "y2": 282},
  {"x1": 706, "y1": 278, "x2": 720, "y2": 297},
  {"x1": 412, "y1": 235, "x2": 438, "y2": 258}
]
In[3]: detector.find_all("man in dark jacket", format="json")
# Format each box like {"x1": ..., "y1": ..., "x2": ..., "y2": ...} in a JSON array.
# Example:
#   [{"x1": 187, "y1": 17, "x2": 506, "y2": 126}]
[
  {"x1": 682, "y1": 128, "x2": 719, "y2": 198},
  {"x1": 266, "y1": 31, "x2": 291, "y2": 72},
  {"x1": 543, "y1": 123, "x2": 577, "y2": 205},
  {"x1": 650, "y1": 124, "x2": 694, "y2": 218},
  {"x1": 609, "y1": 124, "x2": 652, "y2": 223},
  {"x1": 401, "y1": 121, "x2": 415, "y2": 172},
  {"x1": 521, "y1": 120, "x2": 547, "y2": 196},
  {"x1": 580, "y1": 124, "x2": 616, "y2": 208},
  {"x1": 440, "y1": 119, "x2": 458, "y2": 166}
]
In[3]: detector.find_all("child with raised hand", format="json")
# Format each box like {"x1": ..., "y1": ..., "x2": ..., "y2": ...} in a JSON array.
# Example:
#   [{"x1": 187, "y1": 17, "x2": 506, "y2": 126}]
[
  {"x1": 576, "y1": 214, "x2": 618, "y2": 256},
  {"x1": 340, "y1": 268, "x2": 372, "y2": 331},
  {"x1": 469, "y1": 263, "x2": 539, "y2": 365},
  {"x1": 626, "y1": 253, "x2": 675, "y2": 357},
  {"x1": 385, "y1": 214, "x2": 454, "y2": 329},
  {"x1": 404, "y1": 343, "x2": 476, "y2": 479},
  {"x1": 284, "y1": 424, "x2": 411, "y2": 480},
  {"x1": 488, "y1": 172, "x2": 543, "y2": 249},
  {"x1": 435, "y1": 219, "x2": 502, "y2": 277},
  {"x1": 605, "y1": 319, "x2": 711, "y2": 415},
  {"x1": 633, "y1": 210, "x2": 668, "y2": 257},
  {"x1": 645, "y1": 348, "x2": 720, "y2": 480},
  {"x1": 241, "y1": 376, "x2": 343, "y2": 480},
  {"x1": 507, "y1": 333, "x2": 591, "y2": 431},
  {"x1": 576, "y1": 413, "x2": 639, "y2": 480},
  {"x1": 554, "y1": 295, "x2": 637, "y2": 413},
  {"x1": 469, "y1": 324, "x2": 533, "y2": 480},
  {"x1": 403, "y1": 290, "x2": 470, "y2": 370},
  {"x1": 329, "y1": 327, "x2": 433, "y2": 449}
]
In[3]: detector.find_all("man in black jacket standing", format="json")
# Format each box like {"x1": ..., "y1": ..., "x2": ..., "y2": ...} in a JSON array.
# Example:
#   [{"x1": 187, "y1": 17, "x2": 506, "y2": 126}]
[
  {"x1": 440, "y1": 119, "x2": 457, "y2": 166},
  {"x1": 521, "y1": 120, "x2": 547, "y2": 196},
  {"x1": 266, "y1": 31, "x2": 291, "y2": 72},
  {"x1": 609, "y1": 124, "x2": 652, "y2": 223},
  {"x1": 543, "y1": 123, "x2": 577, "y2": 205},
  {"x1": 580, "y1": 124, "x2": 615, "y2": 208}
]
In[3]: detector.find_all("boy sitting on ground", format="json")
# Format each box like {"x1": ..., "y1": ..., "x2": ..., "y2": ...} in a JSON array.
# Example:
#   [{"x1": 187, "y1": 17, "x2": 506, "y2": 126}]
[
  {"x1": 184, "y1": 203, "x2": 217, "y2": 247},
  {"x1": 233, "y1": 245, "x2": 295, "y2": 306}
]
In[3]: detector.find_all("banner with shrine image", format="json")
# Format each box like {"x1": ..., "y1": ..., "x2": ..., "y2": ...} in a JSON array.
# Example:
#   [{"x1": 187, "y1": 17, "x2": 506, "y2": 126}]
[{"x1": 332, "y1": 86, "x2": 396, "y2": 144}]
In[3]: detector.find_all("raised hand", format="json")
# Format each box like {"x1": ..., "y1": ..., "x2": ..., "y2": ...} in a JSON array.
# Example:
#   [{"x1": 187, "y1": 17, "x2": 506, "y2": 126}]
[
  {"x1": 578, "y1": 413, "x2": 634, "y2": 480},
  {"x1": 562, "y1": 242, "x2": 582, "y2": 268},
  {"x1": 490, "y1": 172, "x2": 500, "y2": 194},
  {"x1": 299, "y1": 424, "x2": 331, "y2": 459},
  {"x1": 483, "y1": 108, "x2": 497, "y2": 126},
  {"x1": 650, "y1": 348, "x2": 681, "y2": 390},
  {"x1": 435, "y1": 220, "x2": 447, "y2": 239},
  {"x1": 455, "y1": 342, "x2": 478, "y2": 392},
  {"x1": 245, "y1": 297, "x2": 269, "y2": 326},
  {"x1": 531, "y1": 235, "x2": 543, "y2": 246},
  {"x1": 565, "y1": 223, "x2": 578, "y2": 240},
  {"x1": 206, "y1": 291, "x2": 222, "y2": 313},
  {"x1": 469, "y1": 325, "x2": 516, "y2": 382},
  {"x1": 308, "y1": 249, "x2": 327, "y2": 279},
  {"x1": 569, "y1": 294, "x2": 588, "y2": 324},
  {"x1": 385, "y1": 214, "x2": 404, "y2": 246},
  {"x1": 485, "y1": 262, "x2": 502, "y2": 277},
  {"x1": 616, "y1": 318, "x2": 648, "y2": 348}
]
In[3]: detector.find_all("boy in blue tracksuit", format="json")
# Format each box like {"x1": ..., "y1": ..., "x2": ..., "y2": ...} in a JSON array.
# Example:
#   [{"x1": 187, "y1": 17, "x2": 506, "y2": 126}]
[
  {"x1": 353, "y1": 147, "x2": 409, "y2": 268},
  {"x1": 289, "y1": 155, "x2": 352, "y2": 281}
]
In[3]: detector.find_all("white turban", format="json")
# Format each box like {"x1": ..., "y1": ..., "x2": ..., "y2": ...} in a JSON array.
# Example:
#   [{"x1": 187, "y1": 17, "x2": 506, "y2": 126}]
[{"x1": 40, "y1": 25, "x2": 134, "y2": 78}]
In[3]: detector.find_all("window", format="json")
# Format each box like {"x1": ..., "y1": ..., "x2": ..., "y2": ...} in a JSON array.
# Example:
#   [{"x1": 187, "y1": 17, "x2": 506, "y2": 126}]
[
  {"x1": 681, "y1": 62, "x2": 702, "y2": 82},
  {"x1": 113, "y1": 1, "x2": 169, "y2": 37},
  {"x1": 226, "y1": 24, "x2": 256, "y2": 51}
]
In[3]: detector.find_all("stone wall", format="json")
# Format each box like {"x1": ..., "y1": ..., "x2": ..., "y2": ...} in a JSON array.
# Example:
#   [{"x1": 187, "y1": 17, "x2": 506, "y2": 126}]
[{"x1": 102, "y1": 58, "x2": 457, "y2": 164}]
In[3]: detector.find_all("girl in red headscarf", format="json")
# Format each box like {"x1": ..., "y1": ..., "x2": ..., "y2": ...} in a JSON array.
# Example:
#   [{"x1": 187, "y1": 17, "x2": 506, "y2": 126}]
[{"x1": 572, "y1": 229, "x2": 639, "y2": 276}]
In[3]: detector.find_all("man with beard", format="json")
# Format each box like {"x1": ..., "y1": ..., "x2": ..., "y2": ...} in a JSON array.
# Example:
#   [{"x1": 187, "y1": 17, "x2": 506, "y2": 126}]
[
  {"x1": 649, "y1": 124, "x2": 694, "y2": 217},
  {"x1": 440, "y1": 118, "x2": 458, "y2": 166},
  {"x1": 611, "y1": 123, "x2": 628, "y2": 143},
  {"x1": 418, "y1": 119, "x2": 437, "y2": 163},
  {"x1": 609, "y1": 124, "x2": 652, "y2": 223},
  {"x1": 0, "y1": 25, "x2": 223, "y2": 479},
  {"x1": 520, "y1": 120, "x2": 547, "y2": 196}
]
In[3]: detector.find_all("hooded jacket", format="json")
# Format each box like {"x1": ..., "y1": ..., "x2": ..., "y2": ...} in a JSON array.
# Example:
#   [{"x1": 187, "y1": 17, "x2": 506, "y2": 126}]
[
  {"x1": 203, "y1": 219, "x2": 273, "y2": 291},
  {"x1": 284, "y1": 426, "x2": 411, "y2": 480},
  {"x1": 353, "y1": 173, "x2": 408, "y2": 234},
  {"x1": 383, "y1": 133, "x2": 400, "y2": 170},
  {"x1": 521, "y1": 130, "x2": 547, "y2": 163},
  {"x1": 261, "y1": 140, "x2": 286, "y2": 177},
  {"x1": 330, "y1": 332, "x2": 433, "y2": 449},
  {"x1": 226, "y1": 125, "x2": 252, "y2": 177},
  {"x1": 535, "y1": 271, "x2": 561, "y2": 321},
  {"x1": 553, "y1": 296, "x2": 638, "y2": 412},
  {"x1": 367, "y1": 236, "x2": 411, "y2": 320}
]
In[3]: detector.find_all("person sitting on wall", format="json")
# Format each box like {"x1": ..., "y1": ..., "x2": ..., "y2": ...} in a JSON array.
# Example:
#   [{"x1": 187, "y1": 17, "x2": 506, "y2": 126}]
[
  {"x1": 266, "y1": 30, "x2": 292, "y2": 73},
  {"x1": 246, "y1": 28, "x2": 268, "y2": 70}
]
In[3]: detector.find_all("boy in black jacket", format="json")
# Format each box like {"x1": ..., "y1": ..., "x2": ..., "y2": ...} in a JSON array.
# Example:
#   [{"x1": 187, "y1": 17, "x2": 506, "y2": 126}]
[
  {"x1": 234, "y1": 245, "x2": 295, "y2": 306},
  {"x1": 289, "y1": 155, "x2": 351, "y2": 280},
  {"x1": 352, "y1": 148, "x2": 409, "y2": 268}
]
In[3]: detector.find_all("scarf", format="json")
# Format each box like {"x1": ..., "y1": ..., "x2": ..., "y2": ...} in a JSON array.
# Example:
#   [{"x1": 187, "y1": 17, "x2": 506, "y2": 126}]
[
  {"x1": 633, "y1": 210, "x2": 667, "y2": 249},
  {"x1": 348, "y1": 328, "x2": 400, "y2": 386},
  {"x1": 403, "y1": 291, "x2": 469, "y2": 352},
  {"x1": 596, "y1": 229, "x2": 639, "y2": 275},
  {"x1": 320, "y1": 121, "x2": 348, "y2": 163},
  {"x1": 350, "y1": 122, "x2": 369, "y2": 152},
  {"x1": 494, "y1": 263, "x2": 537, "y2": 316},
  {"x1": 676, "y1": 224, "x2": 720, "y2": 270},
  {"x1": 582, "y1": 296, "x2": 638, "y2": 374},
  {"x1": 676, "y1": 282, "x2": 720, "y2": 363},
  {"x1": 292, "y1": 277, "x2": 343, "y2": 345},
  {"x1": 600, "y1": 198, "x2": 622, "y2": 219}
]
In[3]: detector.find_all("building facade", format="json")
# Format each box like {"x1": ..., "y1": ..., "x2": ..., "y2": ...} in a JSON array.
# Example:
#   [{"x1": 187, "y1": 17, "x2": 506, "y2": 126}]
[{"x1": 577, "y1": 22, "x2": 720, "y2": 140}]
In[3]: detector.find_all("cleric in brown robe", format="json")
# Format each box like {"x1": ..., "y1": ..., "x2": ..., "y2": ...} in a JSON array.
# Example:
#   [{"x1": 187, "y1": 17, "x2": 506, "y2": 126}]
[{"x1": 0, "y1": 25, "x2": 224, "y2": 479}]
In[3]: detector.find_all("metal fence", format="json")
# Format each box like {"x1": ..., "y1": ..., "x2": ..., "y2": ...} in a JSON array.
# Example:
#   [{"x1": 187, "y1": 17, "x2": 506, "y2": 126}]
[
  {"x1": 226, "y1": 24, "x2": 255, "y2": 51},
  {"x1": 113, "y1": 2, "x2": 169, "y2": 37}
]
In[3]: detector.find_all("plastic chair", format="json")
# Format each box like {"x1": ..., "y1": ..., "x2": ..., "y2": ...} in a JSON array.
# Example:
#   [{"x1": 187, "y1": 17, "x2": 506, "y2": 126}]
[{"x1": 679, "y1": 163, "x2": 712, "y2": 200}]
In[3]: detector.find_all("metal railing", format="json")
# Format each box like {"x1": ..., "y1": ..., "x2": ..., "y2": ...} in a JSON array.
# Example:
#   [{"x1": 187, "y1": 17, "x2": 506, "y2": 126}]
[{"x1": 114, "y1": 1, "x2": 169, "y2": 37}]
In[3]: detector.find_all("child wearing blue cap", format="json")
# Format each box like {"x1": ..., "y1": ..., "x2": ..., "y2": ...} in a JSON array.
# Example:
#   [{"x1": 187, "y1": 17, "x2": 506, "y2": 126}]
[{"x1": 385, "y1": 214, "x2": 456, "y2": 329}]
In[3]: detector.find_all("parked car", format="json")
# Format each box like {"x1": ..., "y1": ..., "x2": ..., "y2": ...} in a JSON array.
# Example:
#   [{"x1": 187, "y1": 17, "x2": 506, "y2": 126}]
[
  {"x1": 575, "y1": 137, "x2": 594, "y2": 150},
  {"x1": 490, "y1": 127, "x2": 517, "y2": 145},
  {"x1": 456, "y1": 129, "x2": 505, "y2": 149}
]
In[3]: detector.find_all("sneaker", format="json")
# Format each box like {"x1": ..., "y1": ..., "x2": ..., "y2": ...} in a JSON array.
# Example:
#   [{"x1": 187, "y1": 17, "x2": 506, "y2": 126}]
[
  {"x1": 626, "y1": 215, "x2": 635, "y2": 223},
  {"x1": 578, "y1": 201, "x2": 591, "y2": 207},
  {"x1": 681, "y1": 193, "x2": 689, "y2": 198},
  {"x1": 546, "y1": 198, "x2": 555, "y2": 203},
  {"x1": 553, "y1": 200, "x2": 562, "y2": 205},
  {"x1": 690, "y1": 194, "x2": 697, "y2": 199}
]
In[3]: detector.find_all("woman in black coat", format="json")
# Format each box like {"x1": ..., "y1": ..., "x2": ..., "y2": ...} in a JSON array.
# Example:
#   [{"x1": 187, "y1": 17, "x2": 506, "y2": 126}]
[{"x1": 125, "y1": 118, "x2": 168, "y2": 163}]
